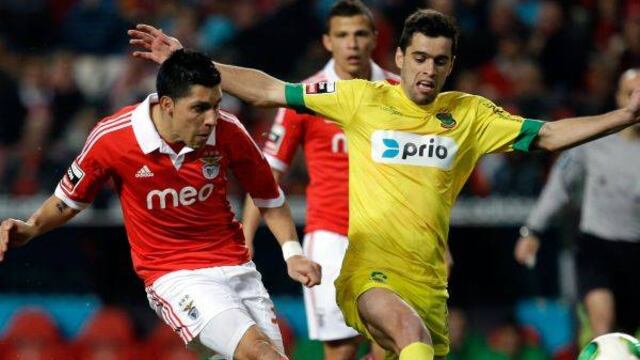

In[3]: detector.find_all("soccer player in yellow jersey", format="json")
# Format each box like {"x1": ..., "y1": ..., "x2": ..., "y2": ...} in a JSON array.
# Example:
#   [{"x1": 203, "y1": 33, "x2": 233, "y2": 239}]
[{"x1": 130, "y1": 9, "x2": 640, "y2": 360}]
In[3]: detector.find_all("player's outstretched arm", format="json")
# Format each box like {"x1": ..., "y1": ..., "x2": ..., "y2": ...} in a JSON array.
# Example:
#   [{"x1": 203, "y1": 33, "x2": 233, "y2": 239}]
[
  {"x1": 129, "y1": 24, "x2": 288, "y2": 108},
  {"x1": 259, "y1": 202, "x2": 321, "y2": 287},
  {"x1": 0, "y1": 196, "x2": 80, "y2": 262},
  {"x1": 534, "y1": 88, "x2": 640, "y2": 151}
]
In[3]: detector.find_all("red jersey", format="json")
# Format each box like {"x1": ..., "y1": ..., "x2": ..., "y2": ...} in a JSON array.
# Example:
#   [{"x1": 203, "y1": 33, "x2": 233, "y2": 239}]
[
  {"x1": 55, "y1": 94, "x2": 284, "y2": 285},
  {"x1": 263, "y1": 60, "x2": 398, "y2": 235}
]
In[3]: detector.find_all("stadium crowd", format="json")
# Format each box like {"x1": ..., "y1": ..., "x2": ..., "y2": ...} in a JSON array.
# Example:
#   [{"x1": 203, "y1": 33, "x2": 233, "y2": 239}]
[{"x1": 1, "y1": 0, "x2": 639, "y2": 198}]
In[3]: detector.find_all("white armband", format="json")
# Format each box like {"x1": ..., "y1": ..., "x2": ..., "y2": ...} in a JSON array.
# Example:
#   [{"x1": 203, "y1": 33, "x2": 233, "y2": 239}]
[{"x1": 281, "y1": 241, "x2": 303, "y2": 261}]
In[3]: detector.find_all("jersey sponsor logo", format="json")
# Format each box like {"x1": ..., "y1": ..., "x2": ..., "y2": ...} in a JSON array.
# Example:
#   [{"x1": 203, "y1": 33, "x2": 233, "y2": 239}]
[
  {"x1": 371, "y1": 131, "x2": 458, "y2": 169},
  {"x1": 200, "y1": 149, "x2": 222, "y2": 180},
  {"x1": 435, "y1": 112, "x2": 457, "y2": 129},
  {"x1": 135, "y1": 165, "x2": 154, "y2": 178},
  {"x1": 331, "y1": 132, "x2": 348, "y2": 153},
  {"x1": 305, "y1": 81, "x2": 335, "y2": 94},
  {"x1": 62, "y1": 161, "x2": 85, "y2": 192},
  {"x1": 146, "y1": 184, "x2": 214, "y2": 210},
  {"x1": 265, "y1": 123, "x2": 285, "y2": 153}
]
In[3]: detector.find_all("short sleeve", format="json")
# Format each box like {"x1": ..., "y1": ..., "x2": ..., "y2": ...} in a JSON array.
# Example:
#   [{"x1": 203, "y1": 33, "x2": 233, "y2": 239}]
[
  {"x1": 285, "y1": 79, "x2": 368, "y2": 128},
  {"x1": 227, "y1": 120, "x2": 285, "y2": 208},
  {"x1": 55, "y1": 135, "x2": 112, "y2": 210},
  {"x1": 473, "y1": 97, "x2": 544, "y2": 154},
  {"x1": 263, "y1": 107, "x2": 305, "y2": 172}
]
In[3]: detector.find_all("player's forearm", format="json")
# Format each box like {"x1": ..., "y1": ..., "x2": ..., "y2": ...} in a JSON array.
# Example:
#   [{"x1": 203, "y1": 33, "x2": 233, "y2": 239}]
[
  {"x1": 259, "y1": 202, "x2": 299, "y2": 246},
  {"x1": 535, "y1": 109, "x2": 637, "y2": 151},
  {"x1": 243, "y1": 171, "x2": 283, "y2": 244},
  {"x1": 214, "y1": 63, "x2": 288, "y2": 108},
  {"x1": 242, "y1": 195, "x2": 262, "y2": 245},
  {"x1": 25, "y1": 196, "x2": 80, "y2": 240}
]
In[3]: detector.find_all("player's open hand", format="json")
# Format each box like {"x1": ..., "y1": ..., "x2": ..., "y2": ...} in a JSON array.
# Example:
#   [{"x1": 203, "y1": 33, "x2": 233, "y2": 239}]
[
  {"x1": 514, "y1": 235, "x2": 540, "y2": 269},
  {"x1": 128, "y1": 24, "x2": 183, "y2": 64},
  {"x1": 0, "y1": 219, "x2": 32, "y2": 262},
  {"x1": 286, "y1": 256, "x2": 321, "y2": 287}
]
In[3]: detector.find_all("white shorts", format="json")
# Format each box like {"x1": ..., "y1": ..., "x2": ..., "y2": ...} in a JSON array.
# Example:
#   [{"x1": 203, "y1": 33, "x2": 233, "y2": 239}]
[
  {"x1": 303, "y1": 230, "x2": 359, "y2": 341},
  {"x1": 145, "y1": 261, "x2": 283, "y2": 358}
]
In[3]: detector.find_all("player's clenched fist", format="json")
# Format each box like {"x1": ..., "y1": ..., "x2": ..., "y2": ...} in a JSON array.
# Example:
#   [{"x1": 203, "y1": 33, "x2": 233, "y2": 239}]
[
  {"x1": 286, "y1": 256, "x2": 322, "y2": 287},
  {"x1": 0, "y1": 219, "x2": 32, "y2": 262}
]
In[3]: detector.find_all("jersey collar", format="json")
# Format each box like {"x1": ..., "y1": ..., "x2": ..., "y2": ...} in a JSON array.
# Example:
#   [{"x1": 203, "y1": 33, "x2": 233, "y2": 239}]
[
  {"x1": 323, "y1": 59, "x2": 388, "y2": 82},
  {"x1": 131, "y1": 93, "x2": 216, "y2": 155}
]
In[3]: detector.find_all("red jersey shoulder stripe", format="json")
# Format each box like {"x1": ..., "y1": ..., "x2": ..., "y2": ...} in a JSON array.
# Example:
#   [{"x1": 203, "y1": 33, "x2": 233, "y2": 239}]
[
  {"x1": 78, "y1": 116, "x2": 132, "y2": 164},
  {"x1": 82, "y1": 113, "x2": 132, "y2": 152}
]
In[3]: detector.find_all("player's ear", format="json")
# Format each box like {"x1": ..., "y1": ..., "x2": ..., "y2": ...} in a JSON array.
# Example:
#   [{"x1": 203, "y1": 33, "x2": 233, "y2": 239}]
[
  {"x1": 322, "y1": 33, "x2": 333, "y2": 52},
  {"x1": 159, "y1": 96, "x2": 174, "y2": 116},
  {"x1": 395, "y1": 47, "x2": 404, "y2": 70}
]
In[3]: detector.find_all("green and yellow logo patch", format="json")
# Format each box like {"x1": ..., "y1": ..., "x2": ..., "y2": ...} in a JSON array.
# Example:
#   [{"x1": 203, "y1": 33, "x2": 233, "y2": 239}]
[
  {"x1": 436, "y1": 112, "x2": 457, "y2": 129},
  {"x1": 370, "y1": 271, "x2": 388, "y2": 283}
]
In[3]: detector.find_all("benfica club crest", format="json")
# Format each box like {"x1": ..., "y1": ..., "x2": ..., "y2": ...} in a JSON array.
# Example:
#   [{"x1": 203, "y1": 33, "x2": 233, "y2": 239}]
[{"x1": 200, "y1": 149, "x2": 222, "y2": 179}]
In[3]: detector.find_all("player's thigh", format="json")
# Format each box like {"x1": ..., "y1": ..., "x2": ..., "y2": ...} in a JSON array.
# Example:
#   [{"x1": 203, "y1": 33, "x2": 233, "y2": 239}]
[
  {"x1": 337, "y1": 269, "x2": 450, "y2": 357},
  {"x1": 145, "y1": 266, "x2": 259, "y2": 348},
  {"x1": 194, "y1": 307, "x2": 256, "y2": 359},
  {"x1": 358, "y1": 287, "x2": 430, "y2": 352},
  {"x1": 226, "y1": 261, "x2": 285, "y2": 353},
  {"x1": 303, "y1": 230, "x2": 359, "y2": 341}
]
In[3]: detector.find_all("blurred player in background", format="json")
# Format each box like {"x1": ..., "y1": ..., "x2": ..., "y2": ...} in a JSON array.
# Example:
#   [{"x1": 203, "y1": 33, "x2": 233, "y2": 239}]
[
  {"x1": 129, "y1": 9, "x2": 640, "y2": 359},
  {"x1": 0, "y1": 50, "x2": 321, "y2": 360},
  {"x1": 241, "y1": 1, "x2": 397, "y2": 358},
  {"x1": 515, "y1": 68, "x2": 640, "y2": 340}
]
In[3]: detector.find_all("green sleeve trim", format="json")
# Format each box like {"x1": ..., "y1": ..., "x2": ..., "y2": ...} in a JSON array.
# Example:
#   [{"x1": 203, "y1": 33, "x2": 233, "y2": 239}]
[
  {"x1": 514, "y1": 118, "x2": 544, "y2": 152},
  {"x1": 284, "y1": 83, "x2": 308, "y2": 113}
]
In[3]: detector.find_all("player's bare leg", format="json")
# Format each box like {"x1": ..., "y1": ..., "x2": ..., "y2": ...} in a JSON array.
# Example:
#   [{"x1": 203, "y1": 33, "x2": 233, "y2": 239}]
[
  {"x1": 357, "y1": 288, "x2": 439, "y2": 359},
  {"x1": 324, "y1": 337, "x2": 360, "y2": 360},
  {"x1": 370, "y1": 342, "x2": 386, "y2": 359},
  {"x1": 233, "y1": 324, "x2": 288, "y2": 360},
  {"x1": 584, "y1": 288, "x2": 615, "y2": 337}
]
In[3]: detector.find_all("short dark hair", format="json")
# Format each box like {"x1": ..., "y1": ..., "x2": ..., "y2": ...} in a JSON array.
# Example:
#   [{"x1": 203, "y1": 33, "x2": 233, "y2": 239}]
[
  {"x1": 325, "y1": 0, "x2": 376, "y2": 33},
  {"x1": 156, "y1": 49, "x2": 221, "y2": 100},
  {"x1": 398, "y1": 9, "x2": 459, "y2": 55}
]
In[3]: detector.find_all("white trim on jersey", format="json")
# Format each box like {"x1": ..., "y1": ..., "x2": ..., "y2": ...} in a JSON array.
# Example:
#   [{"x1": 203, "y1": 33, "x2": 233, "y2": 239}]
[
  {"x1": 252, "y1": 187, "x2": 285, "y2": 208},
  {"x1": 265, "y1": 154, "x2": 288, "y2": 172},
  {"x1": 54, "y1": 185, "x2": 90, "y2": 210}
]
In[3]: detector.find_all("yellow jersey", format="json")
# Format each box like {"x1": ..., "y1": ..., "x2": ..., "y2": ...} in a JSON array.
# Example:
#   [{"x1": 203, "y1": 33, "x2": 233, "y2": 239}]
[{"x1": 285, "y1": 80, "x2": 542, "y2": 289}]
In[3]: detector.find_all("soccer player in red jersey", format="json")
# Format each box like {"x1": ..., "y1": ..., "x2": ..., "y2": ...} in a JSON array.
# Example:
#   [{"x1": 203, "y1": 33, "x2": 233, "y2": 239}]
[
  {"x1": 0, "y1": 50, "x2": 321, "y2": 360},
  {"x1": 240, "y1": 1, "x2": 397, "y2": 359}
]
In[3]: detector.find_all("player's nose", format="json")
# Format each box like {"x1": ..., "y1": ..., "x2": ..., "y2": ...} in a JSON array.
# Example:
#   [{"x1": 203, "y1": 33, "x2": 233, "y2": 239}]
[{"x1": 203, "y1": 109, "x2": 218, "y2": 127}]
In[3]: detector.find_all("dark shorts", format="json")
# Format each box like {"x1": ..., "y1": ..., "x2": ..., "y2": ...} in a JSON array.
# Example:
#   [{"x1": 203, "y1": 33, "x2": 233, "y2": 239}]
[{"x1": 576, "y1": 232, "x2": 640, "y2": 333}]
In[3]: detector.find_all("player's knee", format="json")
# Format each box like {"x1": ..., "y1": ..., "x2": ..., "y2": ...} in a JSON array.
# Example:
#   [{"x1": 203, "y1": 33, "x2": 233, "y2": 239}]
[{"x1": 235, "y1": 331, "x2": 287, "y2": 360}]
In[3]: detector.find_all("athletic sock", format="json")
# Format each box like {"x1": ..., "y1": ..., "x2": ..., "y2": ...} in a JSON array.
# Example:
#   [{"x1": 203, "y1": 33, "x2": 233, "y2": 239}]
[{"x1": 399, "y1": 342, "x2": 434, "y2": 360}]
